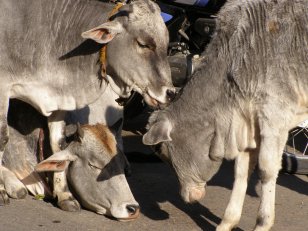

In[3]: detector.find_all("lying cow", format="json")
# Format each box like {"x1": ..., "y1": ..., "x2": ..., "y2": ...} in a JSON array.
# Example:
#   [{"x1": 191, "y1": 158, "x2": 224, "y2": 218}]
[
  {"x1": 1, "y1": 99, "x2": 139, "y2": 220},
  {"x1": 143, "y1": 0, "x2": 308, "y2": 230},
  {"x1": 0, "y1": 0, "x2": 174, "y2": 211}
]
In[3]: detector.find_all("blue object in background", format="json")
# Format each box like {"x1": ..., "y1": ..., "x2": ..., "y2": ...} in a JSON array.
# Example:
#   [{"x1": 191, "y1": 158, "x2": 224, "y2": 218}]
[
  {"x1": 162, "y1": 0, "x2": 210, "y2": 7},
  {"x1": 160, "y1": 0, "x2": 210, "y2": 22},
  {"x1": 194, "y1": 0, "x2": 210, "y2": 7},
  {"x1": 161, "y1": 12, "x2": 173, "y2": 22}
]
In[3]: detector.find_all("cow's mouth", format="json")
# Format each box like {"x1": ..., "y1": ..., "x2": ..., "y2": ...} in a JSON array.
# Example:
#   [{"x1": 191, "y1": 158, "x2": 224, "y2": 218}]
[
  {"x1": 143, "y1": 92, "x2": 160, "y2": 108},
  {"x1": 117, "y1": 214, "x2": 140, "y2": 222},
  {"x1": 134, "y1": 85, "x2": 175, "y2": 109}
]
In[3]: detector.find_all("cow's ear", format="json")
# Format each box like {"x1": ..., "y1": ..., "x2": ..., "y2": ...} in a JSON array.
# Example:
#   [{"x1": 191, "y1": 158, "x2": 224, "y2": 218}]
[
  {"x1": 81, "y1": 21, "x2": 123, "y2": 44},
  {"x1": 65, "y1": 124, "x2": 78, "y2": 137},
  {"x1": 143, "y1": 118, "x2": 172, "y2": 145},
  {"x1": 65, "y1": 123, "x2": 84, "y2": 142},
  {"x1": 76, "y1": 123, "x2": 84, "y2": 140},
  {"x1": 35, "y1": 150, "x2": 77, "y2": 172}
]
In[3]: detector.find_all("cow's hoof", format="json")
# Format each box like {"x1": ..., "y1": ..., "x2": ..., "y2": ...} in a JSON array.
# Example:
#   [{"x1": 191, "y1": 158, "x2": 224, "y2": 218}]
[
  {"x1": 216, "y1": 223, "x2": 234, "y2": 231},
  {"x1": 58, "y1": 198, "x2": 81, "y2": 212},
  {"x1": 5, "y1": 183, "x2": 28, "y2": 199},
  {"x1": 0, "y1": 185, "x2": 10, "y2": 206},
  {"x1": 15, "y1": 188, "x2": 28, "y2": 199}
]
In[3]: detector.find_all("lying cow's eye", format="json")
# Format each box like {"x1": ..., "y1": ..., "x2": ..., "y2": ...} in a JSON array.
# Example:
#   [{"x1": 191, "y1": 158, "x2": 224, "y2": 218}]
[{"x1": 88, "y1": 162, "x2": 102, "y2": 170}]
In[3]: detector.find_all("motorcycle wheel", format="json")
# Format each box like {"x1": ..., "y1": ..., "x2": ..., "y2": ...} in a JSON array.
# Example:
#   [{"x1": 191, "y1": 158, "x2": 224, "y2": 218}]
[{"x1": 282, "y1": 120, "x2": 308, "y2": 175}]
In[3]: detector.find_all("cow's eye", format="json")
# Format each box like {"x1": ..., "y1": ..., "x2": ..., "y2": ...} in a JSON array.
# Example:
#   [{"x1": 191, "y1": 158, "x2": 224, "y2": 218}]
[
  {"x1": 136, "y1": 40, "x2": 151, "y2": 50},
  {"x1": 88, "y1": 162, "x2": 102, "y2": 170}
]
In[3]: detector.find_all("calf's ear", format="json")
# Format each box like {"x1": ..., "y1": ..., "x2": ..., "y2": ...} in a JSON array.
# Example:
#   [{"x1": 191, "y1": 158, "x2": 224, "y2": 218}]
[
  {"x1": 81, "y1": 21, "x2": 123, "y2": 44},
  {"x1": 35, "y1": 150, "x2": 77, "y2": 172},
  {"x1": 143, "y1": 118, "x2": 172, "y2": 145}
]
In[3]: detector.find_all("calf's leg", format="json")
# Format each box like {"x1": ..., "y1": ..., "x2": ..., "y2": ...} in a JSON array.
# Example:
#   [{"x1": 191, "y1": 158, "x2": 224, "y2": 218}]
[
  {"x1": 48, "y1": 111, "x2": 80, "y2": 212},
  {"x1": 217, "y1": 151, "x2": 257, "y2": 231},
  {"x1": 254, "y1": 133, "x2": 287, "y2": 231}
]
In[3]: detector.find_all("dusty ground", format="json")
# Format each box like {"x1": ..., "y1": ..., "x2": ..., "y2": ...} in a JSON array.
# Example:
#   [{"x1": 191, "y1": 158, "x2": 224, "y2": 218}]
[{"x1": 1, "y1": 132, "x2": 307, "y2": 231}]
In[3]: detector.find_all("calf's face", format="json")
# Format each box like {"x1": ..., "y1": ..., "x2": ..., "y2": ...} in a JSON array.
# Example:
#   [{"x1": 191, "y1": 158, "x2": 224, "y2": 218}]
[
  {"x1": 36, "y1": 124, "x2": 139, "y2": 220},
  {"x1": 82, "y1": 0, "x2": 175, "y2": 107},
  {"x1": 143, "y1": 112, "x2": 222, "y2": 203}
]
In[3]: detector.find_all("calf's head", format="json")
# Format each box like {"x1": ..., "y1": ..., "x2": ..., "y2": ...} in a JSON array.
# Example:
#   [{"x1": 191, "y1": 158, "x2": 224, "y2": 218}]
[
  {"x1": 143, "y1": 111, "x2": 223, "y2": 203},
  {"x1": 82, "y1": 0, "x2": 175, "y2": 107},
  {"x1": 36, "y1": 123, "x2": 139, "y2": 221}
]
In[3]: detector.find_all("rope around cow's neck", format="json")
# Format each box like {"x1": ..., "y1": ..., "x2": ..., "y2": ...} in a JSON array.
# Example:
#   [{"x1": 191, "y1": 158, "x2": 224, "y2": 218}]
[{"x1": 100, "y1": 2, "x2": 125, "y2": 78}]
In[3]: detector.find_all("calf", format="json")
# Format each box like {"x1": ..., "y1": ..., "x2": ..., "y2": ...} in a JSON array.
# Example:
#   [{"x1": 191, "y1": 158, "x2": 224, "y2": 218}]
[
  {"x1": 1, "y1": 100, "x2": 139, "y2": 220},
  {"x1": 143, "y1": 0, "x2": 308, "y2": 230}
]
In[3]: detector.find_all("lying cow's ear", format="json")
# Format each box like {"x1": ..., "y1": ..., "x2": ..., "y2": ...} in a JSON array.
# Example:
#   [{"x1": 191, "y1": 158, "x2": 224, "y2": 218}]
[
  {"x1": 81, "y1": 21, "x2": 123, "y2": 44},
  {"x1": 65, "y1": 124, "x2": 78, "y2": 137},
  {"x1": 35, "y1": 150, "x2": 77, "y2": 172},
  {"x1": 143, "y1": 118, "x2": 172, "y2": 145},
  {"x1": 77, "y1": 123, "x2": 84, "y2": 139},
  {"x1": 65, "y1": 123, "x2": 84, "y2": 142}
]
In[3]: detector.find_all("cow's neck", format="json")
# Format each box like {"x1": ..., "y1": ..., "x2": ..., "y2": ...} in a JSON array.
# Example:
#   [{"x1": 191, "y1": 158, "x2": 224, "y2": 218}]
[{"x1": 97, "y1": 2, "x2": 123, "y2": 80}]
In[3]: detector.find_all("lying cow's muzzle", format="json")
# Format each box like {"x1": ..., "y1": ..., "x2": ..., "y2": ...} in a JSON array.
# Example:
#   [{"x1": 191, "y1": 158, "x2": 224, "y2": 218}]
[
  {"x1": 105, "y1": 202, "x2": 140, "y2": 221},
  {"x1": 118, "y1": 204, "x2": 140, "y2": 221}
]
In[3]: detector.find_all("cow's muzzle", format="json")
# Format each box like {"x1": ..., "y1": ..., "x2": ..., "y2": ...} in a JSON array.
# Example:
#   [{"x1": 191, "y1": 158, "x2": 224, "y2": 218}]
[
  {"x1": 181, "y1": 184, "x2": 206, "y2": 203},
  {"x1": 118, "y1": 204, "x2": 140, "y2": 221},
  {"x1": 144, "y1": 87, "x2": 176, "y2": 108}
]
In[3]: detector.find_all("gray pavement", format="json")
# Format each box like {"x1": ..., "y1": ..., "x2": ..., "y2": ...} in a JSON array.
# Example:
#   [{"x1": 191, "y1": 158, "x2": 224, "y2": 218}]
[{"x1": 0, "y1": 133, "x2": 307, "y2": 231}]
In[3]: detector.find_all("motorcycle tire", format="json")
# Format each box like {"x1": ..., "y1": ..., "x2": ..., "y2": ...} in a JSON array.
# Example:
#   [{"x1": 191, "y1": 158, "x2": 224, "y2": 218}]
[{"x1": 282, "y1": 121, "x2": 308, "y2": 175}]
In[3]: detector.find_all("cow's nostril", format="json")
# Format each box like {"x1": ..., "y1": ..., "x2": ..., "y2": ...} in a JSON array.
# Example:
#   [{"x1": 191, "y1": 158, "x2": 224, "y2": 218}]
[
  {"x1": 166, "y1": 89, "x2": 176, "y2": 101},
  {"x1": 126, "y1": 204, "x2": 140, "y2": 215}
]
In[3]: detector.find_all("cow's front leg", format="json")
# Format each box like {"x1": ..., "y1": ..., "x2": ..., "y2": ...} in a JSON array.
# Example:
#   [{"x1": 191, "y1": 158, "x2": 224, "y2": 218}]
[
  {"x1": 53, "y1": 171, "x2": 80, "y2": 211},
  {"x1": 217, "y1": 151, "x2": 257, "y2": 231},
  {"x1": 254, "y1": 134, "x2": 286, "y2": 231},
  {"x1": 0, "y1": 165, "x2": 28, "y2": 205},
  {"x1": 48, "y1": 111, "x2": 80, "y2": 212}
]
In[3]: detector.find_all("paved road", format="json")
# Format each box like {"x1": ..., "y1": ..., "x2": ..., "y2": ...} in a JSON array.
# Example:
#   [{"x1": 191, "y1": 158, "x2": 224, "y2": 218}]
[{"x1": 1, "y1": 134, "x2": 307, "y2": 231}]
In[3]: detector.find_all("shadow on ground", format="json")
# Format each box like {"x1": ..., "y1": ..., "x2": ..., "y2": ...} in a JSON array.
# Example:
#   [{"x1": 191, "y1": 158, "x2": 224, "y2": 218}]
[
  {"x1": 126, "y1": 150, "x2": 307, "y2": 230},
  {"x1": 126, "y1": 158, "x2": 247, "y2": 231}
]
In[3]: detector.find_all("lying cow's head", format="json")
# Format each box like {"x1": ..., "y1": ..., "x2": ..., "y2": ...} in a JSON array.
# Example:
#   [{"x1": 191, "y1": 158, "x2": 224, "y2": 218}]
[
  {"x1": 81, "y1": 0, "x2": 175, "y2": 107},
  {"x1": 143, "y1": 111, "x2": 223, "y2": 203},
  {"x1": 36, "y1": 123, "x2": 139, "y2": 221}
]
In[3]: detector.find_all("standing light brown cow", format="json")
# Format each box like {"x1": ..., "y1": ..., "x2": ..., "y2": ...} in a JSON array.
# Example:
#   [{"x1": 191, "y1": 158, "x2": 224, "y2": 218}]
[{"x1": 0, "y1": 0, "x2": 175, "y2": 211}]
